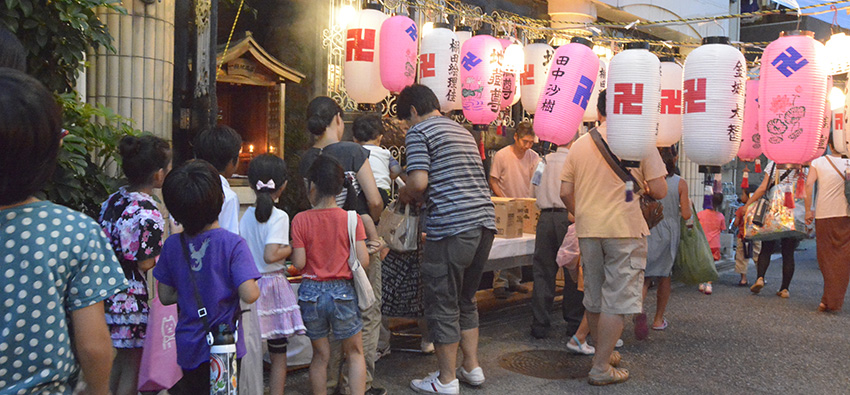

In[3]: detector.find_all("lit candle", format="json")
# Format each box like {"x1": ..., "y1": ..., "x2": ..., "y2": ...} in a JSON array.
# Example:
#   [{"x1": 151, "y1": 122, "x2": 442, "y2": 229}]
[
  {"x1": 269, "y1": 145, "x2": 274, "y2": 153},
  {"x1": 249, "y1": 144, "x2": 254, "y2": 153}
]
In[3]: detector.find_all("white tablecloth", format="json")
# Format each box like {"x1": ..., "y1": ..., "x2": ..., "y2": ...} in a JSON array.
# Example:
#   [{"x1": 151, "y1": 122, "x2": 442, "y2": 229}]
[{"x1": 488, "y1": 233, "x2": 536, "y2": 260}]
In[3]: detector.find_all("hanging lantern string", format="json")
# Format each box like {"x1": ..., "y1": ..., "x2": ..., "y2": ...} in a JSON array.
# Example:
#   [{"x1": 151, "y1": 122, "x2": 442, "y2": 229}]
[
  {"x1": 217, "y1": 0, "x2": 247, "y2": 74},
  {"x1": 382, "y1": 0, "x2": 850, "y2": 46}
]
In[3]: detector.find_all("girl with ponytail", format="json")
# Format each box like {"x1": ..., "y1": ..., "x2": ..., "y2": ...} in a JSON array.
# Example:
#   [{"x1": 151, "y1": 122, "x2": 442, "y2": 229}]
[{"x1": 239, "y1": 154, "x2": 305, "y2": 395}]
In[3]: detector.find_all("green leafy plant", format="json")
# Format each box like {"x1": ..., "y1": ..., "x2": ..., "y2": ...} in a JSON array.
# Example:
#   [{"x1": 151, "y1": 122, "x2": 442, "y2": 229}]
[
  {"x1": 42, "y1": 93, "x2": 142, "y2": 218},
  {"x1": 1, "y1": 0, "x2": 124, "y2": 93}
]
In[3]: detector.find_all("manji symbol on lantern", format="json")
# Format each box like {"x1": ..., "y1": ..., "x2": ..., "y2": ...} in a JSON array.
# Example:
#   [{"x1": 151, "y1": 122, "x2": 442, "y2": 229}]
[
  {"x1": 520, "y1": 39, "x2": 554, "y2": 115},
  {"x1": 759, "y1": 31, "x2": 828, "y2": 167},
  {"x1": 344, "y1": 5, "x2": 389, "y2": 104},
  {"x1": 532, "y1": 37, "x2": 599, "y2": 148},
  {"x1": 606, "y1": 42, "x2": 661, "y2": 165},
  {"x1": 682, "y1": 36, "x2": 746, "y2": 174},
  {"x1": 658, "y1": 58, "x2": 683, "y2": 147},
  {"x1": 380, "y1": 14, "x2": 418, "y2": 94},
  {"x1": 460, "y1": 34, "x2": 503, "y2": 129},
  {"x1": 419, "y1": 23, "x2": 461, "y2": 112}
]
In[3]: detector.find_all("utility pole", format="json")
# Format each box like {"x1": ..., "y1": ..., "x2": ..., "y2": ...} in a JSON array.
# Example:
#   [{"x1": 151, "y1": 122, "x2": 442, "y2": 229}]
[{"x1": 173, "y1": 0, "x2": 219, "y2": 165}]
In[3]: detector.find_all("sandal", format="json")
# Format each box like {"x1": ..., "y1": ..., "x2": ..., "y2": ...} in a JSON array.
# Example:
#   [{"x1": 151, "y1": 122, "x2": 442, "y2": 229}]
[
  {"x1": 609, "y1": 350, "x2": 622, "y2": 367},
  {"x1": 567, "y1": 335, "x2": 595, "y2": 355},
  {"x1": 652, "y1": 319, "x2": 668, "y2": 331},
  {"x1": 588, "y1": 366, "x2": 630, "y2": 386}
]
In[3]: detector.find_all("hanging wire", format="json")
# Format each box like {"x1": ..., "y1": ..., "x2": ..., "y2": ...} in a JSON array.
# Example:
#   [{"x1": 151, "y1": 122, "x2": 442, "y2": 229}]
[{"x1": 217, "y1": 0, "x2": 247, "y2": 73}]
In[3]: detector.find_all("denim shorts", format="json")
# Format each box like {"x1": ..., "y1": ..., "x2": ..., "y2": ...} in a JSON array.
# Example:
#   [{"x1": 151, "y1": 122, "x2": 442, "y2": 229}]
[{"x1": 297, "y1": 279, "x2": 363, "y2": 341}]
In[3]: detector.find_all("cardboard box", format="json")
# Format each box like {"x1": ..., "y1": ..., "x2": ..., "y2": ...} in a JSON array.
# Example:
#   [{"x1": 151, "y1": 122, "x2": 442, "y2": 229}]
[
  {"x1": 492, "y1": 197, "x2": 523, "y2": 238},
  {"x1": 515, "y1": 198, "x2": 539, "y2": 234}
]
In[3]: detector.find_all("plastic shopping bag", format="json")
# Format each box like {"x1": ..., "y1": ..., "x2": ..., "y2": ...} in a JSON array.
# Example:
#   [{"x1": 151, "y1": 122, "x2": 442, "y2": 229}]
[
  {"x1": 672, "y1": 205, "x2": 718, "y2": 285},
  {"x1": 137, "y1": 280, "x2": 182, "y2": 391},
  {"x1": 377, "y1": 202, "x2": 419, "y2": 252},
  {"x1": 556, "y1": 224, "x2": 579, "y2": 271},
  {"x1": 744, "y1": 188, "x2": 807, "y2": 241}
]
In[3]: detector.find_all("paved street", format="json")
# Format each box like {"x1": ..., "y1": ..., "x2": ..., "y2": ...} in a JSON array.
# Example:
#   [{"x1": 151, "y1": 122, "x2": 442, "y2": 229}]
[{"x1": 284, "y1": 239, "x2": 850, "y2": 394}]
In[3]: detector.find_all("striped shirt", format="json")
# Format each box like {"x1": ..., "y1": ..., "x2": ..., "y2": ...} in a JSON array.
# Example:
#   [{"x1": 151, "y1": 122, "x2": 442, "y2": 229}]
[{"x1": 405, "y1": 116, "x2": 496, "y2": 240}]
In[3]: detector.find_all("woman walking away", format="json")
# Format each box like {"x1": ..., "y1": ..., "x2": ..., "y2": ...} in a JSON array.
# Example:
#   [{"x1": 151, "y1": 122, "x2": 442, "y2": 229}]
[
  {"x1": 805, "y1": 142, "x2": 850, "y2": 312},
  {"x1": 239, "y1": 154, "x2": 306, "y2": 395},
  {"x1": 0, "y1": 68, "x2": 128, "y2": 395},
  {"x1": 748, "y1": 161, "x2": 806, "y2": 298},
  {"x1": 292, "y1": 155, "x2": 369, "y2": 395},
  {"x1": 99, "y1": 135, "x2": 171, "y2": 395},
  {"x1": 636, "y1": 146, "x2": 691, "y2": 339}
]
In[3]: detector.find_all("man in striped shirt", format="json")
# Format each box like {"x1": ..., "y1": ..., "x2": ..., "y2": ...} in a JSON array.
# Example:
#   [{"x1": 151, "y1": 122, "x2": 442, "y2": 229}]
[{"x1": 397, "y1": 84, "x2": 496, "y2": 394}]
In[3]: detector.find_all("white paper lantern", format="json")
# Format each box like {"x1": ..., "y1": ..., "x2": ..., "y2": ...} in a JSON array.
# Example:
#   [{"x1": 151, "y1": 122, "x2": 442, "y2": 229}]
[
  {"x1": 682, "y1": 37, "x2": 746, "y2": 173},
  {"x1": 520, "y1": 41, "x2": 554, "y2": 115},
  {"x1": 452, "y1": 27, "x2": 473, "y2": 111},
  {"x1": 658, "y1": 58, "x2": 683, "y2": 146},
  {"x1": 582, "y1": 57, "x2": 608, "y2": 122},
  {"x1": 825, "y1": 32, "x2": 850, "y2": 75},
  {"x1": 606, "y1": 42, "x2": 661, "y2": 163},
  {"x1": 503, "y1": 40, "x2": 524, "y2": 74},
  {"x1": 419, "y1": 23, "x2": 460, "y2": 112},
  {"x1": 344, "y1": 5, "x2": 389, "y2": 104},
  {"x1": 838, "y1": 85, "x2": 850, "y2": 154}
]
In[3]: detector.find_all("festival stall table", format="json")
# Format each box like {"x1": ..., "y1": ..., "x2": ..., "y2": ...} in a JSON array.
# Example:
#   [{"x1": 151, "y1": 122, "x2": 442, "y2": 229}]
[{"x1": 484, "y1": 233, "x2": 536, "y2": 272}]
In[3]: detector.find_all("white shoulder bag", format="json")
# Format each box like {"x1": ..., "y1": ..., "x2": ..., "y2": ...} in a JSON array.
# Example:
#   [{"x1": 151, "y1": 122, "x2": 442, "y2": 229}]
[{"x1": 347, "y1": 211, "x2": 376, "y2": 310}]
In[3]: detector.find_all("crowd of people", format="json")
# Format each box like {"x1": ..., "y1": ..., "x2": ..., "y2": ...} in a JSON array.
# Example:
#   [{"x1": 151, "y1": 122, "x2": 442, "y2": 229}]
[{"x1": 3, "y1": 56, "x2": 850, "y2": 394}]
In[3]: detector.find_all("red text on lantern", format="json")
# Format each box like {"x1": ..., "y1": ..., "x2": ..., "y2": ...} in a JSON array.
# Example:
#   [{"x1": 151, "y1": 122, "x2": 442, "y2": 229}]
[
  {"x1": 346, "y1": 29, "x2": 376, "y2": 62},
  {"x1": 661, "y1": 89, "x2": 682, "y2": 114},
  {"x1": 613, "y1": 83, "x2": 644, "y2": 115},
  {"x1": 836, "y1": 112, "x2": 845, "y2": 131},
  {"x1": 420, "y1": 54, "x2": 436, "y2": 78},
  {"x1": 683, "y1": 78, "x2": 706, "y2": 114}
]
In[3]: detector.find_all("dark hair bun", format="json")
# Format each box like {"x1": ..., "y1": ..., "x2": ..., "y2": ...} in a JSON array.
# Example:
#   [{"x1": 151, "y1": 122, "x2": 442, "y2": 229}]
[
  {"x1": 119, "y1": 136, "x2": 143, "y2": 158},
  {"x1": 306, "y1": 96, "x2": 343, "y2": 135}
]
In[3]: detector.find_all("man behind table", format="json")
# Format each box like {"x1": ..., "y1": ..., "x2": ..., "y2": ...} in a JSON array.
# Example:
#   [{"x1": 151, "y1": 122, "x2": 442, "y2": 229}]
[
  {"x1": 489, "y1": 122, "x2": 540, "y2": 299},
  {"x1": 397, "y1": 84, "x2": 497, "y2": 394},
  {"x1": 560, "y1": 89, "x2": 667, "y2": 385}
]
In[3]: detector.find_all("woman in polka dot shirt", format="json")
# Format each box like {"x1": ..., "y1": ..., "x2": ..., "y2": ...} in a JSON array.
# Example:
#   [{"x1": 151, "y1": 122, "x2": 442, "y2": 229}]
[
  {"x1": 0, "y1": 69, "x2": 128, "y2": 395},
  {"x1": 97, "y1": 134, "x2": 170, "y2": 395}
]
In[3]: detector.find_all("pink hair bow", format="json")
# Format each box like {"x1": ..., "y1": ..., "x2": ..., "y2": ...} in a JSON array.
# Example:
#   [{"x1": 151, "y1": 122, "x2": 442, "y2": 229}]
[{"x1": 256, "y1": 180, "x2": 276, "y2": 190}]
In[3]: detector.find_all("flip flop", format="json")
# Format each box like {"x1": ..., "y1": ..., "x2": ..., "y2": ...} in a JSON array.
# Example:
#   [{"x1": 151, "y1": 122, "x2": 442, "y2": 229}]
[{"x1": 651, "y1": 319, "x2": 668, "y2": 331}]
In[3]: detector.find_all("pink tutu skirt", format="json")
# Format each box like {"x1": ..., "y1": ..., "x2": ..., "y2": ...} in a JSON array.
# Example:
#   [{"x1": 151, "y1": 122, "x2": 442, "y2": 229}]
[{"x1": 258, "y1": 271, "x2": 306, "y2": 340}]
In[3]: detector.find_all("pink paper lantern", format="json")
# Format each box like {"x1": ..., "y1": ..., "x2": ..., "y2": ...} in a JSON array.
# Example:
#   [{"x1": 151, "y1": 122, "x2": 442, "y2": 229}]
[
  {"x1": 682, "y1": 37, "x2": 746, "y2": 173},
  {"x1": 344, "y1": 6, "x2": 389, "y2": 104},
  {"x1": 460, "y1": 34, "x2": 503, "y2": 128},
  {"x1": 738, "y1": 79, "x2": 762, "y2": 162},
  {"x1": 380, "y1": 15, "x2": 418, "y2": 94},
  {"x1": 658, "y1": 58, "x2": 683, "y2": 146},
  {"x1": 419, "y1": 23, "x2": 460, "y2": 112},
  {"x1": 606, "y1": 42, "x2": 661, "y2": 163},
  {"x1": 499, "y1": 38, "x2": 520, "y2": 110},
  {"x1": 520, "y1": 40, "x2": 554, "y2": 115},
  {"x1": 759, "y1": 31, "x2": 828, "y2": 166},
  {"x1": 532, "y1": 37, "x2": 599, "y2": 146}
]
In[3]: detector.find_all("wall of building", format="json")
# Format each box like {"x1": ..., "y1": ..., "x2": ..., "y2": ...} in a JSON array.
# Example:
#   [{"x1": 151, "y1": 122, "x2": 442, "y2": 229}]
[{"x1": 88, "y1": 0, "x2": 175, "y2": 140}]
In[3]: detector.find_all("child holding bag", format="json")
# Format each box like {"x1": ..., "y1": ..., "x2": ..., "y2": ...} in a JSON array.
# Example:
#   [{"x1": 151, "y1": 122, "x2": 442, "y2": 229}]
[
  {"x1": 291, "y1": 155, "x2": 370, "y2": 395},
  {"x1": 239, "y1": 154, "x2": 306, "y2": 395}
]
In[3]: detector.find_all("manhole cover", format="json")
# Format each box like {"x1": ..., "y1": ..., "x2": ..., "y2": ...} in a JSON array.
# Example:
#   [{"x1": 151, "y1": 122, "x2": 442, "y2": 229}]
[{"x1": 499, "y1": 350, "x2": 591, "y2": 380}]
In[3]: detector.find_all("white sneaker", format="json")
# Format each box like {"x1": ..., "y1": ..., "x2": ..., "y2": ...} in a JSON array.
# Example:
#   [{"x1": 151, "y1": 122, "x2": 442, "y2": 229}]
[
  {"x1": 456, "y1": 366, "x2": 485, "y2": 386},
  {"x1": 616, "y1": 339, "x2": 624, "y2": 348},
  {"x1": 410, "y1": 371, "x2": 459, "y2": 394},
  {"x1": 421, "y1": 340, "x2": 435, "y2": 354}
]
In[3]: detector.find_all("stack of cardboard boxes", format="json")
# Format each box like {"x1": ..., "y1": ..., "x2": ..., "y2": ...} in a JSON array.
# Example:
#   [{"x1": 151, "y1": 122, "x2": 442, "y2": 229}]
[{"x1": 491, "y1": 197, "x2": 539, "y2": 238}]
